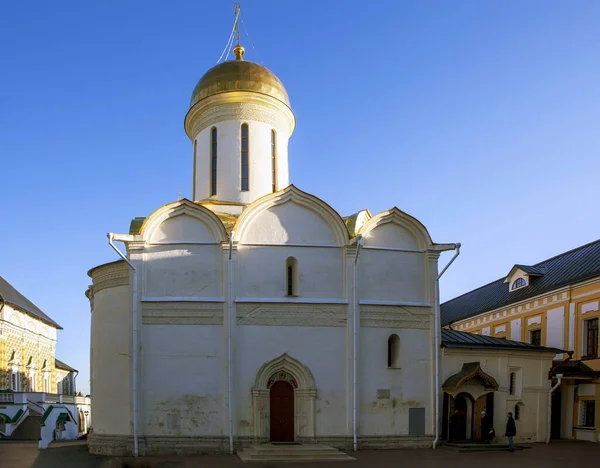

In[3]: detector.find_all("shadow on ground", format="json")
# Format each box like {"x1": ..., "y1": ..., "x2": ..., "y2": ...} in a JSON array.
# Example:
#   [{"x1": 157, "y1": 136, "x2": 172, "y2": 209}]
[{"x1": 0, "y1": 439, "x2": 597, "y2": 468}]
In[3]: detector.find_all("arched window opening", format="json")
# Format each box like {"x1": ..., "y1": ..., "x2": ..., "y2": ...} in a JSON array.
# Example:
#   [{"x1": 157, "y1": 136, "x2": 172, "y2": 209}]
[
  {"x1": 271, "y1": 129, "x2": 277, "y2": 192},
  {"x1": 210, "y1": 127, "x2": 217, "y2": 196},
  {"x1": 241, "y1": 123, "x2": 249, "y2": 191},
  {"x1": 511, "y1": 278, "x2": 526, "y2": 290},
  {"x1": 387, "y1": 334, "x2": 400, "y2": 368},
  {"x1": 509, "y1": 372, "x2": 516, "y2": 395},
  {"x1": 514, "y1": 404, "x2": 521, "y2": 421},
  {"x1": 192, "y1": 139, "x2": 197, "y2": 200},
  {"x1": 286, "y1": 257, "x2": 298, "y2": 296}
]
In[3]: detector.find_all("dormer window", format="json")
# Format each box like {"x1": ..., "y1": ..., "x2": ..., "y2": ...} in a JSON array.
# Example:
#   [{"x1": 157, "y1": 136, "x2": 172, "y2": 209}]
[{"x1": 505, "y1": 264, "x2": 545, "y2": 292}]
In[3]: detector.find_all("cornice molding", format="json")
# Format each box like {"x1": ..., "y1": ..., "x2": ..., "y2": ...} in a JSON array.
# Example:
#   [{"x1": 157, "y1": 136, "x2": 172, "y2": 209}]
[{"x1": 426, "y1": 250, "x2": 441, "y2": 261}]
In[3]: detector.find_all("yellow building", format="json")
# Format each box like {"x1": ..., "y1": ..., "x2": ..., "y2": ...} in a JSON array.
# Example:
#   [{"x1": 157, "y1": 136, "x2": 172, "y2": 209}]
[
  {"x1": 442, "y1": 239, "x2": 600, "y2": 442},
  {"x1": 0, "y1": 275, "x2": 70, "y2": 395}
]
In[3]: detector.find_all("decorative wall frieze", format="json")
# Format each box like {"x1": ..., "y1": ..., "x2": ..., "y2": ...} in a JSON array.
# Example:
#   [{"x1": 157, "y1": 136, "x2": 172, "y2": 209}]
[
  {"x1": 186, "y1": 93, "x2": 294, "y2": 139},
  {"x1": 360, "y1": 305, "x2": 432, "y2": 329},
  {"x1": 236, "y1": 303, "x2": 347, "y2": 327},
  {"x1": 90, "y1": 262, "x2": 130, "y2": 294},
  {"x1": 142, "y1": 302, "x2": 224, "y2": 325}
]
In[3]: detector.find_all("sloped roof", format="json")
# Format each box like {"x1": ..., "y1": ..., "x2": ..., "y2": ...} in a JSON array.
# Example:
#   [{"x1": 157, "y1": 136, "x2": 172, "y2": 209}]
[
  {"x1": 441, "y1": 328, "x2": 563, "y2": 353},
  {"x1": 441, "y1": 239, "x2": 600, "y2": 326},
  {"x1": 0, "y1": 275, "x2": 62, "y2": 329},
  {"x1": 550, "y1": 359, "x2": 600, "y2": 379},
  {"x1": 129, "y1": 203, "x2": 240, "y2": 235},
  {"x1": 55, "y1": 358, "x2": 77, "y2": 372},
  {"x1": 513, "y1": 264, "x2": 546, "y2": 276},
  {"x1": 442, "y1": 361, "x2": 499, "y2": 391}
]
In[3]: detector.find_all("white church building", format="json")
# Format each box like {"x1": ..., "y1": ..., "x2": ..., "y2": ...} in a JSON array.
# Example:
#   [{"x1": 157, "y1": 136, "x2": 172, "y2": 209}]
[
  {"x1": 86, "y1": 41, "x2": 457, "y2": 456},
  {"x1": 86, "y1": 39, "x2": 558, "y2": 457}
]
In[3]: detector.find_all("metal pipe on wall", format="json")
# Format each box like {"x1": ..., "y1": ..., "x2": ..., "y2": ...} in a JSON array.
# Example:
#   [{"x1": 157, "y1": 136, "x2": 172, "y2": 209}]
[
  {"x1": 352, "y1": 234, "x2": 362, "y2": 452},
  {"x1": 107, "y1": 233, "x2": 139, "y2": 457},
  {"x1": 432, "y1": 243, "x2": 461, "y2": 449},
  {"x1": 227, "y1": 231, "x2": 235, "y2": 454}
]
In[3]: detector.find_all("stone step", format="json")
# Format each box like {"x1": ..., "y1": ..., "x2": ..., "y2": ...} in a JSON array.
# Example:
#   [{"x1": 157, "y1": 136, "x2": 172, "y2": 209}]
[
  {"x1": 245, "y1": 444, "x2": 343, "y2": 453},
  {"x1": 238, "y1": 444, "x2": 356, "y2": 463}
]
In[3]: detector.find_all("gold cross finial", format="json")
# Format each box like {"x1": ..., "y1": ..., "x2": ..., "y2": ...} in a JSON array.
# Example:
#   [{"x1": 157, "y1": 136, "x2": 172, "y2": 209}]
[{"x1": 233, "y1": 3, "x2": 245, "y2": 61}]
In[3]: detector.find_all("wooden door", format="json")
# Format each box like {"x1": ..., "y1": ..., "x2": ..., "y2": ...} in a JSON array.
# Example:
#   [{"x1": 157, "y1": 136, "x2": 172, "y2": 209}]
[
  {"x1": 270, "y1": 381, "x2": 294, "y2": 442},
  {"x1": 474, "y1": 395, "x2": 487, "y2": 441}
]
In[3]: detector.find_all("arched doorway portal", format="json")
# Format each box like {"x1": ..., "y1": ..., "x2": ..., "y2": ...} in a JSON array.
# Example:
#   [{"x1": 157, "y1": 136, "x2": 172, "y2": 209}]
[
  {"x1": 251, "y1": 353, "x2": 317, "y2": 442},
  {"x1": 442, "y1": 362, "x2": 500, "y2": 443},
  {"x1": 269, "y1": 380, "x2": 295, "y2": 442}
]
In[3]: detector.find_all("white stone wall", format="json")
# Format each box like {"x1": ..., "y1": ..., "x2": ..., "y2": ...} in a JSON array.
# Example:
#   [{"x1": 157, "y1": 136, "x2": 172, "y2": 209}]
[
  {"x1": 194, "y1": 120, "x2": 289, "y2": 204},
  {"x1": 359, "y1": 249, "x2": 426, "y2": 304},
  {"x1": 143, "y1": 245, "x2": 223, "y2": 299},
  {"x1": 359, "y1": 327, "x2": 433, "y2": 435},
  {"x1": 141, "y1": 324, "x2": 225, "y2": 436},
  {"x1": 89, "y1": 263, "x2": 132, "y2": 436},
  {"x1": 88, "y1": 188, "x2": 442, "y2": 454},
  {"x1": 236, "y1": 246, "x2": 344, "y2": 300}
]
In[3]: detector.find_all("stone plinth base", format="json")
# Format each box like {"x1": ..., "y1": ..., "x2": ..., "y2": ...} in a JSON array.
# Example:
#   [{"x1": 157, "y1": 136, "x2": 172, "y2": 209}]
[{"x1": 88, "y1": 433, "x2": 435, "y2": 456}]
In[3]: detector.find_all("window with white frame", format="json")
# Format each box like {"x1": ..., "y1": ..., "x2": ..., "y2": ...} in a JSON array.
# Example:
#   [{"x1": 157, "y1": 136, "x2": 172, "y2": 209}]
[{"x1": 579, "y1": 400, "x2": 595, "y2": 428}]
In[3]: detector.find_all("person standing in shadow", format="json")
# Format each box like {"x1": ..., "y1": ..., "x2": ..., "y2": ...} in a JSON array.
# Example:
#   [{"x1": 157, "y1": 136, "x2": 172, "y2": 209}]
[{"x1": 505, "y1": 412, "x2": 517, "y2": 452}]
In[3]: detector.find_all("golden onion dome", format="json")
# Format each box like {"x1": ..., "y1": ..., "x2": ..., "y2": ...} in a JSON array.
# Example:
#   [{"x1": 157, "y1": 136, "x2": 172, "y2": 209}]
[{"x1": 189, "y1": 49, "x2": 290, "y2": 109}]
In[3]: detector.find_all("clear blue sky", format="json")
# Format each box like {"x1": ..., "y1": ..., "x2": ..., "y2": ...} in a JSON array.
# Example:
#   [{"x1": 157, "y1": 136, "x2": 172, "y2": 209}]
[{"x1": 2, "y1": 1, "x2": 599, "y2": 394}]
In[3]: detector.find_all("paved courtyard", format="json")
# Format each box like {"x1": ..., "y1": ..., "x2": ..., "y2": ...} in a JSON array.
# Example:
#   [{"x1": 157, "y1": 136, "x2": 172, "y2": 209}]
[{"x1": 1, "y1": 440, "x2": 600, "y2": 468}]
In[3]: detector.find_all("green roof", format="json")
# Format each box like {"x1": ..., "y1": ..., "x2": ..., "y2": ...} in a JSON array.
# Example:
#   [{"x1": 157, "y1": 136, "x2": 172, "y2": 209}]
[
  {"x1": 129, "y1": 217, "x2": 146, "y2": 235},
  {"x1": 11, "y1": 409, "x2": 24, "y2": 423},
  {"x1": 40, "y1": 405, "x2": 54, "y2": 426},
  {"x1": 56, "y1": 412, "x2": 70, "y2": 424}
]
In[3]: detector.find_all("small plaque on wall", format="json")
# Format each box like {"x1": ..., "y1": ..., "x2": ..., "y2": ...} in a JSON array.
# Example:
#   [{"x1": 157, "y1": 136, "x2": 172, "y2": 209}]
[{"x1": 377, "y1": 389, "x2": 391, "y2": 399}]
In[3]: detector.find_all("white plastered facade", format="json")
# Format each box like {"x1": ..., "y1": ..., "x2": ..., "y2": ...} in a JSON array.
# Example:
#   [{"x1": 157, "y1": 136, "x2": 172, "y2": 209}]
[
  {"x1": 86, "y1": 56, "x2": 452, "y2": 456},
  {"x1": 87, "y1": 185, "x2": 447, "y2": 455}
]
